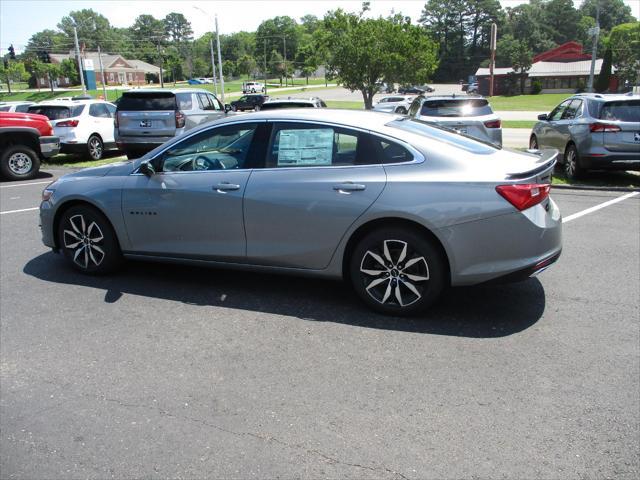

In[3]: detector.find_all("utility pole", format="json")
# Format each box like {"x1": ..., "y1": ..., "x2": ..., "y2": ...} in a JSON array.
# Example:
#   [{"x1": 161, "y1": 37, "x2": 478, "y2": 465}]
[
  {"x1": 264, "y1": 40, "x2": 268, "y2": 95},
  {"x1": 209, "y1": 37, "x2": 219, "y2": 96},
  {"x1": 489, "y1": 23, "x2": 497, "y2": 97},
  {"x1": 215, "y1": 15, "x2": 225, "y2": 103},
  {"x1": 283, "y1": 36, "x2": 287, "y2": 87},
  {"x1": 587, "y1": 3, "x2": 600, "y2": 93},
  {"x1": 97, "y1": 46, "x2": 107, "y2": 99},
  {"x1": 73, "y1": 25, "x2": 86, "y2": 94},
  {"x1": 156, "y1": 43, "x2": 164, "y2": 88}
]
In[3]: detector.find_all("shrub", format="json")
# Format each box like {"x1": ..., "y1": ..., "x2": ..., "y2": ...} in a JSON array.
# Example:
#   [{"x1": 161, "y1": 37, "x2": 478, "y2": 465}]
[{"x1": 531, "y1": 80, "x2": 542, "y2": 94}]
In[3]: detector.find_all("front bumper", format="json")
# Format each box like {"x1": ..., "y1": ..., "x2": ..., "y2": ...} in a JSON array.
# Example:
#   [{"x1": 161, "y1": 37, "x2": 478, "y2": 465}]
[{"x1": 39, "y1": 136, "x2": 60, "y2": 158}]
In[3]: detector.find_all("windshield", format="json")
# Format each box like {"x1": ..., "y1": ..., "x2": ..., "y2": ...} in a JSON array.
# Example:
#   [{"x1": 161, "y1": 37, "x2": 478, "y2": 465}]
[
  {"x1": 390, "y1": 118, "x2": 500, "y2": 153},
  {"x1": 420, "y1": 99, "x2": 493, "y2": 117},
  {"x1": 27, "y1": 105, "x2": 84, "y2": 119}
]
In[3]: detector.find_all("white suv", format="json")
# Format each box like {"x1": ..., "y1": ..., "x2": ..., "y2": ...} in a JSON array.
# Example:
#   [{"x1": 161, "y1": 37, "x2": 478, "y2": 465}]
[
  {"x1": 242, "y1": 81, "x2": 265, "y2": 93},
  {"x1": 28, "y1": 100, "x2": 118, "y2": 160}
]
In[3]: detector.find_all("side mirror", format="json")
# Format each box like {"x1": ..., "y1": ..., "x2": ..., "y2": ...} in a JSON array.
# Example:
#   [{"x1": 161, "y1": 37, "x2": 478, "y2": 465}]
[
  {"x1": 224, "y1": 104, "x2": 232, "y2": 113},
  {"x1": 139, "y1": 161, "x2": 155, "y2": 177},
  {"x1": 538, "y1": 113, "x2": 548, "y2": 121}
]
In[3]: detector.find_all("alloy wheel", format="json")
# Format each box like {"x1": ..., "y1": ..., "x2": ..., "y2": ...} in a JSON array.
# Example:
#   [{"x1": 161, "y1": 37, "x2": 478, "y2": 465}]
[
  {"x1": 8, "y1": 152, "x2": 33, "y2": 175},
  {"x1": 88, "y1": 137, "x2": 103, "y2": 160},
  {"x1": 565, "y1": 148, "x2": 577, "y2": 177},
  {"x1": 63, "y1": 214, "x2": 106, "y2": 269},
  {"x1": 530, "y1": 136, "x2": 538, "y2": 149},
  {"x1": 359, "y1": 239, "x2": 430, "y2": 307}
]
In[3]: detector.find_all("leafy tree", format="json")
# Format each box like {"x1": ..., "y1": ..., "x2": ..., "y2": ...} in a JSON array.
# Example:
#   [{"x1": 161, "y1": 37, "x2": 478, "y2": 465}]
[
  {"x1": 497, "y1": 34, "x2": 532, "y2": 94},
  {"x1": 319, "y1": 10, "x2": 439, "y2": 109},
  {"x1": 300, "y1": 14, "x2": 320, "y2": 34},
  {"x1": 0, "y1": 61, "x2": 29, "y2": 93},
  {"x1": 60, "y1": 58, "x2": 79, "y2": 85},
  {"x1": 542, "y1": 0, "x2": 582, "y2": 45},
  {"x1": 130, "y1": 15, "x2": 166, "y2": 64},
  {"x1": 28, "y1": 59, "x2": 50, "y2": 91},
  {"x1": 579, "y1": 0, "x2": 634, "y2": 33},
  {"x1": 236, "y1": 54, "x2": 258, "y2": 78},
  {"x1": 25, "y1": 30, "x2": 68, "y2": 57},
  {"x1": 255, "y1": 16, "x2": 302, "y2": 72},
  {"x1": 57, "y1": 9, "x2": 117, "y2": 50},
  {"x1": 595, "y1": 46, "x2": 613, "y2": 92},
  {"x1": 296, "y1": 39, "x2": 320, "y2": 84},
  {"x1": 163, "y1": 13, "x2": 193, "y2": 43},
  {"x1": 46, "y1": 63, "x2": 63, "y2": 92},
  {"x1": 608, "y1": 22, "x2": 640, "y2": 89}
]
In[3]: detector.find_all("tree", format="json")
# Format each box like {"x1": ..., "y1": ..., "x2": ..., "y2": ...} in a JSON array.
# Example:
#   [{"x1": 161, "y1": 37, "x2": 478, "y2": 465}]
[
  {"x1": 608, "y1": 22, "x2": 640, "y2": 89},
  {"x1": 163, "y1": 13, "x2": 193, "y2": 77},
  {"x1": 497, "y1": 34, "x2": 532, "y2": 94},
  {"x1": 46, "y1": 63, "x2": 63, "y2": 92},
  {"x1": 542, "y1": 0, "x2": 582, "y2": 46},
  {"x1": 236, "y1": 54, "x2": 258, "y2": 78},
  {"x1": 130, "y1": 15, "x2": 166, "y2": 64},
  {"x1": 296, "y1": 40, "x2": 320, "y2": 84},
  {"x1": 595, "y1": 46, "x2": 612, "y2": 92},
  {"x1": 28, "y1": 60, "x2": 50, "y2": 91},
  {"x1": 255, "y1": 16, "x2": 302, "y2": 74},
  {"x1": 25, "y1": 29, "x2": 68, "y2": 56},
  {"x1": 57, "y1": 9, "x2": 117, "y2": 50},
  {"x1": 579, "y1": 0, "x2": 634, "y2": 34},
  {"x1": 0, "y1": 61, "x2": 29, "y2": 93},
  {"x1": 319, "y1": 10, "x2": 439, "y2": 109},
  {"x1": 60, "y1": 58, "x2": 79, "y2": 85}
]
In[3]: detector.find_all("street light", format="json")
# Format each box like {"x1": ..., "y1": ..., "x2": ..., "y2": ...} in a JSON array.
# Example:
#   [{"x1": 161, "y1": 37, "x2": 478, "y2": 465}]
[
  {"x1": 192, "y1": 6, "x2": 219, "y2": 96},
  {"x1": 192, "y1": 6, "x2": 225, "y2": 102}
]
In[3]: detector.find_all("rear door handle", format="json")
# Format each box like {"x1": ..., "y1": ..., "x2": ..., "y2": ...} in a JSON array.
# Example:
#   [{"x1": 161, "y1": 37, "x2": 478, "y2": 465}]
[
  {"x1": 213, "y1": 182, "x2": 240, "y2": 192},
  {"x1": 333, "y1": 182, "x2": 366, "y2": 193}
]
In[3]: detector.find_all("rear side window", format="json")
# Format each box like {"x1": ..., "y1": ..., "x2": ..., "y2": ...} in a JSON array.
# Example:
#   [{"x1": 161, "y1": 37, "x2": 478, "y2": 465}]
[
  {"x1": 600, "y1": 100, "x2": 640, "y2": 122},
  {"x1": 375, "y1": 138, "x2": 414, "y2": 164},
  {"x1": 27, "y1": 105, "x2": 84, "y2": 119},
  {"x1": 15, "y1": 104, "x2": 31, "y2": 113},
  {"x1": 89, "y1": 103, "x2": 110, "y2": 118},
  {"x1": 0, "y1": 106, "x2": 9, "y2": 112},
  {"x1": 420, "y1": 99, "x2": 493, "y2": 117},
  {"x1": 176, "y1": 92, "x2": 193, "y2": 110},
  {"x1": 117, "y1": 93, "x2": 176, "y2": 111}
]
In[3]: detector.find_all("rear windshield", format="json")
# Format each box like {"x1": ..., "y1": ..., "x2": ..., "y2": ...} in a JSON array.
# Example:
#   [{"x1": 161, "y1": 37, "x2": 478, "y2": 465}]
[
  {"x1": 27, "y1": 105, "x2": 84, "y2": 119},
  {"x1": 117, "y1": 92, "x2": 176, "y2": 111},
  {"x1": 420, "y1": 99, "x2": 493, "y2": 117},
  {"x1": 0, "y1": 106, "x2": 10, "y2": 112},
  {"x1": 599, "y1": 100, "x2": 640, "y2": 122},
  {"x1": 390, "y1": 118, "x2": 499, "y2": 153},
  {"x1": 261, "y1": 102, "x2": 314, "y2": 110}
]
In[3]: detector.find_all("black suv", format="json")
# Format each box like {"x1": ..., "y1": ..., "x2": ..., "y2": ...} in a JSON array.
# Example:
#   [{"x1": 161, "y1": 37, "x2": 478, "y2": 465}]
[
  {"x1": 230, "y1": 94, "x2": 269, "y2": 112},
  {"x1": 398, "y1": 85, "x2": 435, "y2": 94}
]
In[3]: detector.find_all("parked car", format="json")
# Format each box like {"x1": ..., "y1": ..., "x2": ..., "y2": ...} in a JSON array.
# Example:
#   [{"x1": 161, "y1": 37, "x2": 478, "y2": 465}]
[
  {"x1": 466, "y1": 83, "x2": 479, "y2": 94},
  {"x1": 242, "y1": 81, "x2": 265, "y2": 93},
  {"x1": 28, "y1": 100, "x2": 117, "y2": 160},
  {"x1": 373, "y1": 95, "x2": 414, "y2": 114},
  {"x1": 377, "y1": 83, "x2": 395, "y2": 93},
  {"x1": 260, "y1": 97, "x2": 327, "y2": 110},
  {"x1": 0, "y1": 101, "x2": 37, "y2": 113},
  {"x1": 407, "y1": 95, "x2": 502, "y2": 147},
  {"x1": 230, "y1": 94, "x2": 269, "y2": 111},
  {"x1": 39, "y1": 109, "x2": 561, "y2": 315},
  {"x1": 188, "y1": 78, "x2": 214, "y2": 85},
  {"x1": 0, "y1": 111, "x2": 59, "y2": 180},
  {"x1": 114, "y1": 89, "x2": 232, "y2": 158},
  {"x1": 530, "y1": 93, "x2": 640, "y2": 179},
  {"x1": 399, "y1": 85, "x2": 435, "y2": 94}
]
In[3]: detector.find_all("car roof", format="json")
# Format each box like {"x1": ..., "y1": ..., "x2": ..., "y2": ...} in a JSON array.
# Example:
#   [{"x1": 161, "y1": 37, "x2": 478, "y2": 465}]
[
  {"x1": 123, "y1": 88, "x2": 215, "y2": 95},
  {"x1": 418, "y1": 95, "x2": 486, "y2": 101},
  {"x1": 0, "y1": 101, "x2": 36, "y2": 105},
  {"x1": 573, "y1": 93, "x2": 640, "y2": 102},
  {"x1": 33, "y1": 100, "x2": 113, "y2": 107},
  {"x1": 265, "y1": 97, "x2": 320, "y2": 103}
]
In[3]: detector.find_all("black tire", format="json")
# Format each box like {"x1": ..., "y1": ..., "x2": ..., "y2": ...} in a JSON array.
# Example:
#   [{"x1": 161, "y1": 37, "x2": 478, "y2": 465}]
[
  {"x1": 529, "y1": 135, "x2": 539, "y2": 149},
  {"x1": 349, "y1": 228, "x2": 446, "y2": 316},
  {"x1": 57, "y1": 205, "x2": 123, "y2": 275},
  {"x1": 395, "y1": 106, "x2": 407, "y2": 114},
  {"x1": 254, "y1": 104, "x2": 261, "y2": 111},
  {"x1": 0, "y1": 145, "x2": 40, "y2": 181},
  {"x1": 563, "y1": 143, "x2": 584, "y2": 180},
  {"x1": 87, "y1": 134, "x2": 104, "y2": 160},
  {"x1": 231, "y1": 105, "x2": 238, "y2": 112}
]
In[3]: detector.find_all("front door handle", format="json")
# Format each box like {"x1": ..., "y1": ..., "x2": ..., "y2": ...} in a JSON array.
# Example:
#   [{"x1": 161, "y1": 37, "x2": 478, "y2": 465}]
[
  {"x1": 213, "y1": 182, "x2": 240, "y2": 192},
  {"x1": 333, "y1": 182, "x2": 366, "y2": 193}
]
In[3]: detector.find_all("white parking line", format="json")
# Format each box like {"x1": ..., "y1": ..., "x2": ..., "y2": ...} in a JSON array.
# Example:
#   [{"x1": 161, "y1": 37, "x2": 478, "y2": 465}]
[
  {"x1": 0, "y1": 180, "x2": 52, "y2": 189},
  {"x1": 562, "y1": 191, "x2": 639, "y2": 223},
  {"x1": 0, "y1": 207, "x2": 39, "y2": 215}
]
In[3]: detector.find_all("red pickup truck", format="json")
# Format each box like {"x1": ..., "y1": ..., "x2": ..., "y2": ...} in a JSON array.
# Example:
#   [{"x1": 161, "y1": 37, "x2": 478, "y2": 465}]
[{"x1": 0, "y1": 111, "x2": 60, "y2": 180}]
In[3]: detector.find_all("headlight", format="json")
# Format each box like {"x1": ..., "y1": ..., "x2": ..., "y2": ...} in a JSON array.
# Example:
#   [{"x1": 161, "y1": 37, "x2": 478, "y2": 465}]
[{"x1": 42, "y1": 188, "x2": 55, "y2": 202}]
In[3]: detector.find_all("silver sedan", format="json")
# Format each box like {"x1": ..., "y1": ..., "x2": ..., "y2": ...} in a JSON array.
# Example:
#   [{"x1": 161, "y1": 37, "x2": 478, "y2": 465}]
[{"x1": 39, "y1": 110, "x2": 562, "y2": 315}]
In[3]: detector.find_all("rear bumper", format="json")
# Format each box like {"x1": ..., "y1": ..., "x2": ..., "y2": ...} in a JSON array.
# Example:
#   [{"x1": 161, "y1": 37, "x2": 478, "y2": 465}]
[
  {"x1": 581, "y1": 153, "x2": 640, "y2": 171},
  {"x1": 39, "y1": 136, "x2": 60, "y2": 158},
  {"x1": 115, "y1": 134, "x2": 174, "y2": 155},
  {"x1": 59, "y1": 142, "x2": 87, "y2": 154}
]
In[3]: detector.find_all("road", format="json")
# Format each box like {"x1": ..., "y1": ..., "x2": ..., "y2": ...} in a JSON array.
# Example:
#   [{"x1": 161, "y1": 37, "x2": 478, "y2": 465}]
[{"x1": 1, "y1": 172, "x2": 638, "y2": 479}]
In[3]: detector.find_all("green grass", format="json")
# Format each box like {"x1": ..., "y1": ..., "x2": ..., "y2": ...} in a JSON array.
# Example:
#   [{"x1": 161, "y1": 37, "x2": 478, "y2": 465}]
[
  {"x1": 325, "y1": 100, "x2": 364, "y2": 109},
  {"x1": 551, "y1": 168, "x2": 640, "y2": 188},
  {"x1": 488, "y1": 93, "x2": 570, "y2": 111},
  {"x1": 44, "y1": 153, "x2": 127, "y2": 169},
  {"x1": 502, "y1": 120, "x2": 536, "y2": 129}
]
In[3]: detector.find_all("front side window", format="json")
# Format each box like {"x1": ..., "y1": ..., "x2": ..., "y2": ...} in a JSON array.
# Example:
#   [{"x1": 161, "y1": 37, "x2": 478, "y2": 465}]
[
  {"x1": 208, "y1": 95, "x2": 223, "y2": 110},
  {"x1": 159, "y1": 123, "x2": 258, "y2": 172},
  {"x1": 562, "y1": 99, "x2": 582, "y2": 120},
  {"x1": 549, "y1": 100, "x2": 571, "y2": 121},
  {"x1": 197, "y1": 93, "x2": 213, "y2": 110},
  {"x1": 268, "y1": 123, "x2": 380, "y2": 168}
]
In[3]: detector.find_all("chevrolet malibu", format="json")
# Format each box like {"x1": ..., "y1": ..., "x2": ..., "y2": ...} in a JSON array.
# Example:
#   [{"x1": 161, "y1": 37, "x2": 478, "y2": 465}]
[{"x1": 39, "y1": 110, "x2": 562, "y2": 315}]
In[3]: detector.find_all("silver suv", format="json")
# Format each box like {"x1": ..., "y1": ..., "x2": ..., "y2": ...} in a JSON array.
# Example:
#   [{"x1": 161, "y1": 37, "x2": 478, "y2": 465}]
[
  {"x1": 408, "y1": 95, "x2": 502, "y2": 147},
  {"x1": 530, "y1": 93, "x2": 640, "y2": 179},
  {"x1": 114, "y1": 89, "x2": 231, "y2": 158}
]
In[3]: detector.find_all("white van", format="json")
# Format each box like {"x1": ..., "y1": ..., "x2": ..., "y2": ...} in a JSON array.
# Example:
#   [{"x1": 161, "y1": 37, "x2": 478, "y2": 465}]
[{"x1": 242, "y1": 81, "x2": 265, "y2": 93}]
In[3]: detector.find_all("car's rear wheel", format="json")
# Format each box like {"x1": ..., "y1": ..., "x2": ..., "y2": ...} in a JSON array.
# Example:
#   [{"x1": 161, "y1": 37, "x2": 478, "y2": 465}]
[
  {"x1": 87, "y1": 135, "x2": 103, "y2": 160},
  {"x1": 395, "y1": 106, "x2": 407, "y2": 114},
  {"x1": 529, "y1": 135, "x2": 539, "y2": 149},
  {"x1": 349, "y1": 228, "x2": 446, "y2": 316},
  {"x1": 58, "y1": 205, "x2": 123, "y2": 275},
  {"x1": 0, "y1": 145, "x2": 40, "y2": 181},
  {"x1": 564, "y1": 143, "x2": 584, "y2": 180},
  {"x1": 255, "y1": 104, "x2": 261, "y2": 111}
]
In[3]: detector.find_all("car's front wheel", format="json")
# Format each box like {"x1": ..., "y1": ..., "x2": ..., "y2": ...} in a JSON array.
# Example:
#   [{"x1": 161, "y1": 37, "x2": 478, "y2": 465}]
[
  {"x1": 58, "y1": 205, "x2": 123, "y2": 274},
  {"x1": 349, "y1": 228, "x2": 446, "y2": 316},
  {"x1": 529, "y1": 135, "x2": 539, "y2": 149},
  {"x1": 564, "y1": 143, "x2": 584, "y2": 180},
  {"x1": 87, "y1": 135, "x2": 103, "y2": 160},
  {"x1": 395, "y1": 106, "x2": 407, "y2": 114},
  {"x1": 0, "y1": 145, "x2": 40, "y2": 180}
]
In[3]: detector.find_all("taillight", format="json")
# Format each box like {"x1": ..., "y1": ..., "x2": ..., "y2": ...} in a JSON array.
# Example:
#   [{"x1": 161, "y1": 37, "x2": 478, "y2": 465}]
[
  {"x1": 56, "y1": 119, "x2": 79, "y2": 127},
  {"x1": 175, "y1": 110, "x2": 185, "y2": 128},
  {"x1": 484, "y1": 119, "x2": 501, "y2": 128},
  {"x1": 496, "y1": 183, "x2": 551, "y2": 211},
  {"x1": 589, "y1": 123, "x2": 621, "y2": 133}
]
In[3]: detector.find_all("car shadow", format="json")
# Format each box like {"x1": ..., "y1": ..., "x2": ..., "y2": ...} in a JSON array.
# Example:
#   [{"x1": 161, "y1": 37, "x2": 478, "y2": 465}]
[
  {"x1": 0, "y1": 170, "x2": 54, "y2": 183},
  {"x1": 23, "y1": 253, "x2": 547, "y2": 338}
]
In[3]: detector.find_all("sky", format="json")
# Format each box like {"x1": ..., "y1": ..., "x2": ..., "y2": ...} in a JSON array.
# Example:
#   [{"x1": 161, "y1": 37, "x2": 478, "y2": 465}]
[{"x1": 1, "y1": 0, "x2": 639, "y2": 54}]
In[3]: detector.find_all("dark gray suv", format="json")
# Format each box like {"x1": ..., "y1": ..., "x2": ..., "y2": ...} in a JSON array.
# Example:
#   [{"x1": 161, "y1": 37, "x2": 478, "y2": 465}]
[{"x1": 530, "y1": 93, "x2": 640, "y2": 179}]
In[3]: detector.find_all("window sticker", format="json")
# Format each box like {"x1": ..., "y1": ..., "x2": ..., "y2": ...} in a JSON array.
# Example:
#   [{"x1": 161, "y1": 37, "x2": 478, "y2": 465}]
[{"x1": 276, "y1": 128, "x2": 334, "y2": 166}]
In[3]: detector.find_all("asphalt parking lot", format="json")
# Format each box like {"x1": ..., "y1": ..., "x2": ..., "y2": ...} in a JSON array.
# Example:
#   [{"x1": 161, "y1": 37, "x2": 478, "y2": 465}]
[{"x1": 1, "y1": 170, "x2": 638, "y2": 479}]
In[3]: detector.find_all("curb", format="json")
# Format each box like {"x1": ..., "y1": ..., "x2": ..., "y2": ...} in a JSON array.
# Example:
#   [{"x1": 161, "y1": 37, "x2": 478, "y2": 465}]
[{"x1": 552, "y1": 183, "x2": 640, "y2": 193}]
